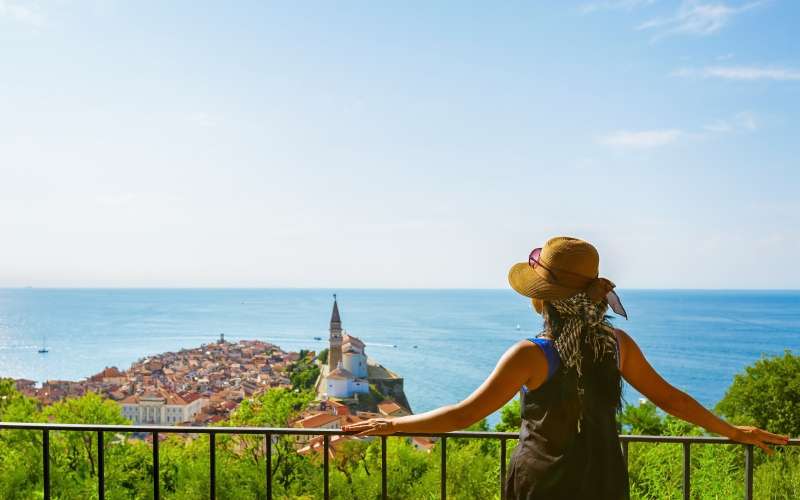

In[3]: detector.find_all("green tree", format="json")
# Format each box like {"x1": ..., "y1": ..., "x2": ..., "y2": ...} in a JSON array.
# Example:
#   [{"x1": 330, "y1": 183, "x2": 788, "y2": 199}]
[
  {"x1": 495, "y1": 398, "x2": 521, "y2": 432},
  {"x1": 289, "y1": 359, "x2": 321, "y2": 392},
  {"x1": 619, "y1": 401, "x2": 666, "y2": 435},
  {"x1": 716, "y1": 350, "x2": 800, "y2": 436},
  {"x1": 0, "y1": 379, "x2": 43, "y2": 499},
  {"x1": 42, "y1": 392, "x2": 131, "y2": 498}
]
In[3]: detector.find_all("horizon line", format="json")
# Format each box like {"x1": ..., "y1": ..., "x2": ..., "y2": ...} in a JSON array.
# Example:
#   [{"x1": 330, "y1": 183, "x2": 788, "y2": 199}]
[{"x1": 1, "y1": 286, "x2": 798, "y2": 292}]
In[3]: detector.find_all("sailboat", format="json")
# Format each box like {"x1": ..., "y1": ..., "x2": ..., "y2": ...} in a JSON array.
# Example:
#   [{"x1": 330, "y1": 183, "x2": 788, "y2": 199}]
[{"x1": 38, "y1": 334, "x2": 49, "y2": 354}]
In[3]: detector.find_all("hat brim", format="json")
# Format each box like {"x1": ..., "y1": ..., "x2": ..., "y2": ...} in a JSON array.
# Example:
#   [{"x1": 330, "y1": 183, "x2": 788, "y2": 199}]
[{"x1": 508, "y1": 262, "x2": 580, "y2": 301}]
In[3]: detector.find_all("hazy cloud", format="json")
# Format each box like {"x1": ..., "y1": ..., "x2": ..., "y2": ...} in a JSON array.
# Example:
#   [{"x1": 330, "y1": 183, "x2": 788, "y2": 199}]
[
  {"x1": 637, "y1": 1, "x2": 763, "y2": 39},
  {"x1": 0, "y1": 0, "x2": 45, "y2": 28},
  {"x1": 703, "y1": 112, "x2": 758, "y2": 133},
  {"x1": 579, "y1": 0, "x2": 657, "y2": 14},
  {"x1": 189, "y1": 112, "x2": 217, "y2": 128},
  {"x1": 597, "y1": 129, "x2": 683, "y2": 148},
  {"x1": 673, "y1": 65, "x2": 800, "y2": 81}
]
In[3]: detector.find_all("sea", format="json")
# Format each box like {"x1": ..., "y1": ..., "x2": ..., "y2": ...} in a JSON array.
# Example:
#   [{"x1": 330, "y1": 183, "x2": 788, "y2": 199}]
[{"x1": 0, "y1": 289, "x2": 798, "y2": 427}]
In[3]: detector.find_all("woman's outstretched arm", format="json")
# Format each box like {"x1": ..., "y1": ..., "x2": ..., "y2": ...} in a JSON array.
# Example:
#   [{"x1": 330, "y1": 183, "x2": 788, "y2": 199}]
[
  {"x1": 343, "y1": 339, "x2": 547, "y2": 436},
  {"x1": 616, "y1": 329, "x2": 789, "y2": 454}
]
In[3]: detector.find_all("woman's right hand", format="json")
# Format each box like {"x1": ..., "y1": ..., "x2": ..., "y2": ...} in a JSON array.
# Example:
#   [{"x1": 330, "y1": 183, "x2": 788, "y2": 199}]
[{"x1": 732, "y1": 425, "x2": 790, "y2": 455}]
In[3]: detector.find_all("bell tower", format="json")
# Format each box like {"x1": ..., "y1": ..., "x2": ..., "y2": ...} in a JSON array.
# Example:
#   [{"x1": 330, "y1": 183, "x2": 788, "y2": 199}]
[{"x1": 327, "y1": 294, "x2": 343, "y2": 369}]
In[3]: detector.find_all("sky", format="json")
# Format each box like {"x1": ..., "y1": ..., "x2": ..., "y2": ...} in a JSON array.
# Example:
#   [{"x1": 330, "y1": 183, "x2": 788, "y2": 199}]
[{"x1": 1, "y1": 1, "x2": 798, "y2": 289}]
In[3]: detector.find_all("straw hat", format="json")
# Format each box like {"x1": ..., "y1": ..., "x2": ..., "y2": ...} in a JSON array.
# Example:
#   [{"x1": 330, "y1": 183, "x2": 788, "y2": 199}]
[{"x1": 508, "y1": 236, "x2": 627, "y2": 317}]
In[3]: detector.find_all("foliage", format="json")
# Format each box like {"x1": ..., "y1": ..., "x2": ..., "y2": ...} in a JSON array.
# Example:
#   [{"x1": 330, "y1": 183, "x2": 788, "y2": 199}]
[
  {"x1": 289, "y1": 354, "x2": 321, "y2": 392},
  {"x1": 619, "y1": 401, "x2": 666, "y2": 435},
  {"x1": 494, "y1": 398, "x2": 520, "y2": 433},
  {"x1": 716, "y1": 350, "x2": 800, "y2": 436},
  {"x1": 1, "y1": 351, "x2": 799, "y2": 499}
]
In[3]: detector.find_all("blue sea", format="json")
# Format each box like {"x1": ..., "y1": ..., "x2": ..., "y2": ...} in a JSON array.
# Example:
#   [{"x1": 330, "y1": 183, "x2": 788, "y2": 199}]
[{"x1": 1, "y1": 289, "x2": 798, "y2": 426}]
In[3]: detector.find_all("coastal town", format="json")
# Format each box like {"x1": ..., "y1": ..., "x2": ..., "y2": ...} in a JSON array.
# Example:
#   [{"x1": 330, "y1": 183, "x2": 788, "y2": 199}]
[
  {"x1": 14, "y1": 335, "x2": 298, "y2": 426},
  {"x1": 11, "y1": 297, "x2": 433, "y2": 455}
]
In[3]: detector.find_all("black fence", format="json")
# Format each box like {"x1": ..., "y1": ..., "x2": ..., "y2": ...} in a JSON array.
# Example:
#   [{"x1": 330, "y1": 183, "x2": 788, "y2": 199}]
[{"x1": 0, "y1": 422, "x2": 797, "y2": 500}]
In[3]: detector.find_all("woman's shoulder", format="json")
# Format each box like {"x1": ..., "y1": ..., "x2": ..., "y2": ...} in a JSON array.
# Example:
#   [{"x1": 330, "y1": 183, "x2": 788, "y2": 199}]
[{"x1": 523, "y1": 336, "x2": 560, "y2": 381}]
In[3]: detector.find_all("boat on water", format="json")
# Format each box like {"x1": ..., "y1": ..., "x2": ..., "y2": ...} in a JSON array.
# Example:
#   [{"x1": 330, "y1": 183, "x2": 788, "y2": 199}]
[
  {"x1": 313, "y1": 336, "x2": 322, "y2": 341},
  {"x1": 38, "y1": 335, "x2": 48, "y2": 353}
]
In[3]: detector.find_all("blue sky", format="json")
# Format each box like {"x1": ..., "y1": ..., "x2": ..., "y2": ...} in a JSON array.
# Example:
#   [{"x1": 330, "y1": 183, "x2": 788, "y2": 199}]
[{"x1": 1, "y1": 1, "x2": 798, "y2": 288}]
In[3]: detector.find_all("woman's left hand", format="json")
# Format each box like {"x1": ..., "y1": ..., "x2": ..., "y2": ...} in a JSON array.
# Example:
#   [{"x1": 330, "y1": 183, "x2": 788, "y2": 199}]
[{"x1": 342, "y1": 418, "x2": 396, "y2": 436}]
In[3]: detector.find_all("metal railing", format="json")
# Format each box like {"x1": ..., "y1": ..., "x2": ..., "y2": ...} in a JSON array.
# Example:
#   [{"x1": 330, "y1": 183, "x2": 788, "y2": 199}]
[{"x1": 0, "y1": 422, "x2": 797, "y2": 500}]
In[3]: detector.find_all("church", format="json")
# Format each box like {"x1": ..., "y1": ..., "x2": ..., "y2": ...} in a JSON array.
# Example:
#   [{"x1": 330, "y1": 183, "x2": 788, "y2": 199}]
[{"x1": 321, "y1": 296, "x2": 371, "y2": 399}]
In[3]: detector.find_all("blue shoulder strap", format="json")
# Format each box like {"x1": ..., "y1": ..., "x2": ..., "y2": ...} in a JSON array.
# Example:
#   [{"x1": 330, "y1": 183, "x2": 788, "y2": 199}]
[{"x1": 527, "y1": 337, "x2": 560, "y2": 381}]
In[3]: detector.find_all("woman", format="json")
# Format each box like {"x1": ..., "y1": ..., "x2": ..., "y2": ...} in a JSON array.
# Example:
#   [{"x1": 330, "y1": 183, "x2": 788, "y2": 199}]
[{"x1": 343, "y1": 236, "x2": 788, "y2": 499}]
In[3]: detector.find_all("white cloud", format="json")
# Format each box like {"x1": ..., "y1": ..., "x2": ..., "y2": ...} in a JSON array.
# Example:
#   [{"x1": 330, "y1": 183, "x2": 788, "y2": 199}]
[
  {"x1": 703, "y1": 120, "x2": 733, "y2": 133},
  {"x1": 597, "y1": 129, "x2": 683, "y2": 148},
  {"x1": 579, "y1": 0, "x2": 657, "y2": 14},
  {"x1": 703, "y1": 112, "x2": 758, "y2": 133},
  {"x1": 672, "y1": 65, "x2": 800, "y2": 81},
  {"x1": 637, "y1": 1, "x2": 763, "y2": 39},
  {"x1": 189, "y1": 112, "x2": 217, "y2": 128},
  {"x1": 0, "y1": 0, "x2": 45, "y2": 28}
]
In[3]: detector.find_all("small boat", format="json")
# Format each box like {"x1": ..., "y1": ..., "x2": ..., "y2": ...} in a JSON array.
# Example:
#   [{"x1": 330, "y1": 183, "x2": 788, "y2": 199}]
[
  {"x1": 413, "y1": 345, "x2": 418, "y2": 349},
  {"x1": 38, "y1": 334, "x2": 48, "y2": 353},
  {"x1": 392, "y1": 344, "x2": 398, "y2": 348},
  {"x1": 516, "y1": 324, "x2": 521, "y2": 330},
  {"x1": 313, "y1": 336, "x2": 322, "y2": 341}
]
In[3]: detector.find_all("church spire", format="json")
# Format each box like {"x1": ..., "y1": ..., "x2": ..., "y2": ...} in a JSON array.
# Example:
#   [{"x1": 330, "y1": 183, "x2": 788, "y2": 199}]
[{"x1": 330, "y1": 293, "x2": 341, "y2": 326}]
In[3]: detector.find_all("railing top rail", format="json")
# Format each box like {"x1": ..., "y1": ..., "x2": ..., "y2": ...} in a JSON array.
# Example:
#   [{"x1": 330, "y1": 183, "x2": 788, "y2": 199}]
[{"x1": 1, "y1": 421, "x2": 798, "y2": 445}]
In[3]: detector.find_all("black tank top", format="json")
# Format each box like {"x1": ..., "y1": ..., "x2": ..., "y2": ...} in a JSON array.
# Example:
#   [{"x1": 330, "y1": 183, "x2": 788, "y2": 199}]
[{"x1": 504, "y1": 337, "x2": 629, "y2": 500}]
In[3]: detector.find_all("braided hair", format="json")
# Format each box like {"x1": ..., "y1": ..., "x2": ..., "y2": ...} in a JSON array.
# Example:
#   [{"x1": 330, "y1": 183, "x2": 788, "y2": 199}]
[{"x1": 542, "y1": 292, "x2": 623, "y2": 431}]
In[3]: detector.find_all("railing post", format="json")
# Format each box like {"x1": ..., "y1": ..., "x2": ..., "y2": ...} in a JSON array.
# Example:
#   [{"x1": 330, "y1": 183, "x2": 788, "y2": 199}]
[
  {"x1": 323, "y1": 434, "x2": 330, "y2": 500},
  {"x1": 621, "y1": 439, "x2": 628, "y2": 465},
  {"x1": 440, "y1": 436, "x2": 447, "y2": 500},
  {"x1": 152, "y1": 431, "x2": 159, "y2": 500},
  {"x1": 98, "y1": 431, "x2": 105, "y2": 500},
  {"x1": 265, "y1": 433, "x2": 272, "y2": 500},
  {"x1": 500, "y1": 437, "x2": 506, "y2": 500},
  {"x1": 744, "y1": 444, "x2": 753, "y2": 500},
  {"x1": 381, "y1": 436, "x2": 388, "y2": 500},
  {"x1": 210, "y1": 433, "x2": 216, "y2": 500},
  {"x1": 682, "y1": 442, "x2": 690, "y2": 500},
  {"x1": 42, "y1": 428, "x2": 50, "y2": 500}
]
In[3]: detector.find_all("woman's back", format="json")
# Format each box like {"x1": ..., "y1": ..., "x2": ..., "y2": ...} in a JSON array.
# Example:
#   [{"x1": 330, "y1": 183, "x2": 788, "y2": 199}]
[{"x1": 505, "y1": 337, "x2": 629, "y2": 500}]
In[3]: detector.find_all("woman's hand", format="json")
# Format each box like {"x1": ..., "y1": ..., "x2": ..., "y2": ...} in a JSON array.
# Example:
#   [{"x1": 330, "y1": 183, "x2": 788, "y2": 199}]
[
  {"x1": 732, "y1": 426, "x2": 790, "y2": 455},
  {"x1": 342, "y1": 418, "x2": 396, "y2": 436}
]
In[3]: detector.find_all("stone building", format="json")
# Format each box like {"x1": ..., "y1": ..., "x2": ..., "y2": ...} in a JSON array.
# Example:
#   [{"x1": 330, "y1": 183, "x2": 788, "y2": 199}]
[{"x1": 119, "y1": 389, "x2": 206, "y2": 425}]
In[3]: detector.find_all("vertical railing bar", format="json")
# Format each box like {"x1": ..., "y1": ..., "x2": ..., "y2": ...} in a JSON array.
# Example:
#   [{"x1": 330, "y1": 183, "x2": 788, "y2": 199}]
[
  {"x1": 381, "y1": 436, "x2": 388, "y2": 500},
  {"x1": 621, "y1": 439, "x2": 629, "y2": 495},
  {"x1": 500, "y1": 437, "x2": 507, "y2": 500},
  {"x1": 323, "y1": 434, "x2": 330, "y2": 500},
  {"x1": 265, "y1": 433, "x2": 272, "y2": 500},
  {"x1": 210, "y1": 432, "x2": 216, "y2": 500},
  {"x1": 744, "y1": 444, "x2": 753, "y2": 500},
  {"x1": 43, "y1": 428, "x2": 50, "y2": 500},
  {"x1": 682, "y1": 441, "x2": 690, "y2": 500},
  {"x1": 621, "y1": 439, "x2": 628, "y2": 467},
  {"x1": 98, "y1": 431, "x2": 105, "y2": 500},
  {"x1": 152, "y1": 431, "x2": 160, "y2": 500},
  {"x1": 440, "y1": 436, "x2": 447, "y2": 500}
]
